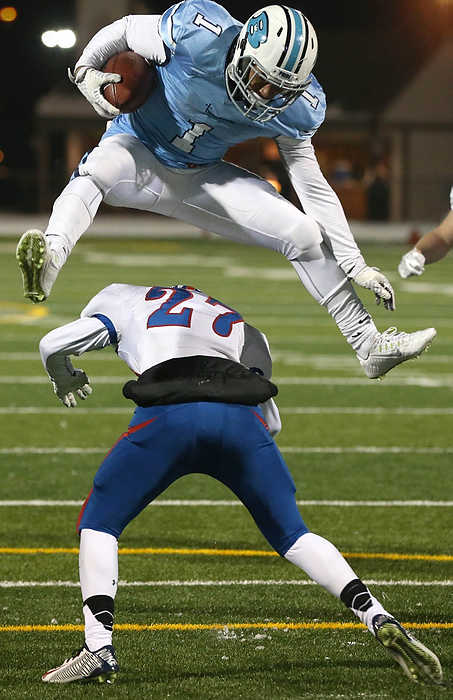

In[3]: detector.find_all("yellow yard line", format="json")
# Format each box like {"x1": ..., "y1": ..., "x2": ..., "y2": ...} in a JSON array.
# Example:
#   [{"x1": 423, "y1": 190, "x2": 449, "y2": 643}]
[
  {"x1": 342, "y1": 552, "x2": 453, "y2": 562},
  {"x1": 1, "y1": 546, "x2": 452, "y2": 562},
  {"x1": 0, "y1": 548, "x2": 80, "y2": 554},
  {"x1": 0, "y1": 621, "x2": 452, "y2": 633}
]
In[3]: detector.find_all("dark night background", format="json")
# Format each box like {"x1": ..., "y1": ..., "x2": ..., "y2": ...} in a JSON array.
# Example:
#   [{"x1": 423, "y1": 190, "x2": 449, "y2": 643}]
[{"x1": 0, "y1": 0, "x2": 452, "y2": 209}]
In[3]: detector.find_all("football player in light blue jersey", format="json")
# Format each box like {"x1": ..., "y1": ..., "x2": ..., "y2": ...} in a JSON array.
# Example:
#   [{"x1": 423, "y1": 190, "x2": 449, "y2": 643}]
[
  {"x1": 17, "y1": 2, "x2": 436, "y2": 380},
  {"x1": 106, "y1": 2, "x2": 325, "y2": 168}
]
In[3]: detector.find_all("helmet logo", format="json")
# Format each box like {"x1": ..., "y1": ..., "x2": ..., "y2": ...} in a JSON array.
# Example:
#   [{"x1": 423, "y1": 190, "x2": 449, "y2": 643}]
[{"x1": 247, "y1": 11, "x2": 269, "y2": 48}]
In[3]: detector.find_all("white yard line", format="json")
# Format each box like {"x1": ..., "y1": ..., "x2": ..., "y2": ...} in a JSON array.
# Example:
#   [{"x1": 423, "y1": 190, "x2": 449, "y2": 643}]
[
  {"x1": 0, "y1": 447, "x2": 107, "y2": 454},
  {"x1": 83, "y1": 252, "x2": 236, "y2": 268},
  {"x1": 1, "y1": 351, "x2": 452, "y2": 370},
  {"x1": 1, "y1": 446, "x2": 452, "y2": 455},
  {"x1": 282, "y1": 446, "x2": 453, "y2": 454},
  {"x1": 2, "y1": 375, "x2": 453, "y2": 387},
  {"x1": 0, "y1": 499, "x2": 451, "y2": 507},
  {"x1": 0, "y1": 579, "x2": 452, "y2": 588},
  {"x1": 0, "y1": 407, "x2": 131, "y2": 414},
  {"x1": 0, "y1": 316, "x2": 72, "y2": 327},
  {"x1": 282, "y1": 407, "x2": 453, "y2": 415},
  {"x1": 0, "y1": 376, "x2": 127, "y2": 384},
  {"x1": 275, "y1": 376, "x2": 453, "y2": 387},
  {"x1": 0, "y1": 352, "x2": 118, "y2": 361},
  {"x1": 1, "y1": 406, "x2": 453, "y2": 416}
]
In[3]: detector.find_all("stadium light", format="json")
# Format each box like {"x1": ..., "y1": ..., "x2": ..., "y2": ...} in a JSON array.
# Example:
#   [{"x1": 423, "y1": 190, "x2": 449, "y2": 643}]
[
  {"x1": 41, "y1": 29, "x2": 76, "y2": 49},
  {"x1": 0, "y1": 6, "x2": 17, "y2": 22}
]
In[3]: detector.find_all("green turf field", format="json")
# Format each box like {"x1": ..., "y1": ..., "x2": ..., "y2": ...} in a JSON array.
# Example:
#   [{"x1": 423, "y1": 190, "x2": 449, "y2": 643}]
[{"x1": 0, "y1": 234, "x2": 451, "y2": 698}]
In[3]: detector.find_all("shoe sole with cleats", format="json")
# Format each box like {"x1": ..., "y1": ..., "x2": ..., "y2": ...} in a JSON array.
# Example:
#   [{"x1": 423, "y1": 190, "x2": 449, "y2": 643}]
[
  {"x1": 86, "y1": 670, "x2": 117, "y2": 685},
  {"x1": 361, "y1": 328, "x2": 436, "y2": 379},
  {"x1": 376, "y1": 620, "x2": 443, "y2": 685},
  {"x1": 16, "y1": 229, "x2": 47, "y2": 303}
]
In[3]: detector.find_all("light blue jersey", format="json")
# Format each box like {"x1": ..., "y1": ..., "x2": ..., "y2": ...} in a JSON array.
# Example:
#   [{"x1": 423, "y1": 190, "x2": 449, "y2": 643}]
[{"x1": 104, "y1": 0, "x2": 326, "y2": 168}]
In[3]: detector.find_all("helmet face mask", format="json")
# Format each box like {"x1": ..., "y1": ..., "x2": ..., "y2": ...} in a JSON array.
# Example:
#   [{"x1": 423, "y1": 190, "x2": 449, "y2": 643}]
[
  {"x1": 226, "y1": 55, "x2": 310, "y2": 122},
  {"x1": 226, "y1": 5, "x2": 318, "y2": 123}
]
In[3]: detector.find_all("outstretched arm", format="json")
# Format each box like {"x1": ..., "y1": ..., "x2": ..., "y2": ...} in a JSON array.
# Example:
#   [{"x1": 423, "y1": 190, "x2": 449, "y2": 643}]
[
  {"x1": 39, "y1": 317, "x2": 111, "y2": 407},
  {"x1": 399, "y1": 209, "x2": 453, "y2": 278},
  {"x1": 276, "y1": 136, "x2": 366, "y2": 275},
  {"x1": 418, "y1": 211, "x2": 453, "y2": 262},
  {"x1": 276, "y1": 135, "x2": 395, "y2": 310}
]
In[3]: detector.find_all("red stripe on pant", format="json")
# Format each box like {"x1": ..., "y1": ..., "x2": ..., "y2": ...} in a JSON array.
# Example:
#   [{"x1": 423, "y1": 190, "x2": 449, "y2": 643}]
[
  {"x1": 76, "y1": 487, "x2": 93, "y2": 534},
  {"x1": 251, "y1": 409, "x2": 269, "y2": 431},
  {"x1": 76, "y1": 416, "x2": 158, "y2": 534}
]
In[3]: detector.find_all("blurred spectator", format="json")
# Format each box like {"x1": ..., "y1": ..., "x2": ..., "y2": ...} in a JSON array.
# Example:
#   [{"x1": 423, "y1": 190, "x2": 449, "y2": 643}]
[
  {"x1": 329, "y1": 158, "x2": 355, "y2": 188},
  {"x1": 365, "y1": 161, "x2": 390, "y2": 221}
]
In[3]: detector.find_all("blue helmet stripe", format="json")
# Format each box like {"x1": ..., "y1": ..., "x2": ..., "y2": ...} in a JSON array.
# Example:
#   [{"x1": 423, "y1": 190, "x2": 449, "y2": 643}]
[
  {"x1": 284, "y1": 8, "x2": 303, "y2": 72},
  {"x1": 296, "y1": 14, "x2": 310, "y2": 72},
  {"x1": 276, "y1": 6, "x2": 292, "y2": 68}
]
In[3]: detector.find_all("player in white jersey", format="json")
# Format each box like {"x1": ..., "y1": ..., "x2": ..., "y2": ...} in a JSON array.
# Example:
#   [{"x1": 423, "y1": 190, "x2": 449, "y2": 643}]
[
  {"x1": 38, "y1": 282, "x2": 443, "y2": 685},
  {"x1": 399, "y1": 186, "x2": 453, "y2": 278},
  {"x1": 18, "y1": 2, "x2": 436, "y2": 380}
]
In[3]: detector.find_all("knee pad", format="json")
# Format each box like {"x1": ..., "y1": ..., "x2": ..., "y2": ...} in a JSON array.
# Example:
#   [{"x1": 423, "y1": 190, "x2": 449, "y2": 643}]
[
  {"x1": 79, "y1": 139, "x2": 138, "y2": 194},
  {"x1": 283, "y1": 214, "x2": 323, "y2": 260},
  {"x1": 79, "y1": 135, "x2": 163, "y2": 208},
  {"x1": 60, "y1": 176, "x2": 103, "y2": 214},
  {"x1": 49, "y1": 177, "x2": 103, "y2": 240}
]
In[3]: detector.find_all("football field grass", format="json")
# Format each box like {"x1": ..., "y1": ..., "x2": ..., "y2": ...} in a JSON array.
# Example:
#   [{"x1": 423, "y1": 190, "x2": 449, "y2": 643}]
[{"x1": 0, "y1": 233, "x2": 452, "y2": 698}]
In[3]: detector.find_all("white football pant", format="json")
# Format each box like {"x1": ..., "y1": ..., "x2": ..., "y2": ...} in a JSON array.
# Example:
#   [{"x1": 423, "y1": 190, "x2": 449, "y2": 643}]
[{"x1": 45, "y1": 133, "x2": 376, "y2": 355}]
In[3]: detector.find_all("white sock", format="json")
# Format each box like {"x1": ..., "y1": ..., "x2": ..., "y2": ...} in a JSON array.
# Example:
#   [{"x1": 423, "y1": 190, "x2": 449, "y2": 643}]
[
  {"x1": 45, "y1": 176, "x2": 103, "y2": 266},
  {"x1": 358, "y1": 599, "x2": 391, "y2": 634},
  {"x1": 284, "y1": 532, "x2": 359, "y2": 597},
  {"x1": 79, "y1": 528, "x2": 118, "y2": 651},
  {"x1": 285, "y1": 534, "x2": 391, "y2": 634},
  {"x1": 291, "y1": 243, "x2": 377, "y2": 357}
]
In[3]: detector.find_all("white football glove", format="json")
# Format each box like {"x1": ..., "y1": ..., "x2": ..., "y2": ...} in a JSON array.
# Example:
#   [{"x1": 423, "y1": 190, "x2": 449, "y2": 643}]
[
  {"x1": 49, "y1": 357, "x2": 93, "y2": 408},
  {"x1": 353, "y1": 265, "x2": 396, "y2": 311},
  {"x1": 68, "y1": 66, "x2": 121, "y2": 119},
  {"x1": 398, "y1": 248, "x2": 426, "y2": 278}
]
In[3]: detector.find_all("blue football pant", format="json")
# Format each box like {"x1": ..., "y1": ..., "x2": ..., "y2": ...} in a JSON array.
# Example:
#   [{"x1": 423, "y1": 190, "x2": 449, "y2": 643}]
[{"x1": 78, "y1": 402, "x2": 309, "y2": 556}]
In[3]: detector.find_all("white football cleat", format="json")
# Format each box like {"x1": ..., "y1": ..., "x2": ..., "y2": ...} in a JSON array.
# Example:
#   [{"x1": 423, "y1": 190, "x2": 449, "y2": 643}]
[
  {"x1": 16, "y1": 229, "x2": 60, "y2": 303},
  {"x1": 42, "y1": 644, "x2": 118, "y2": 684},
  {"x1": 359, "y1": 326, "x2": 436, "y2": 379}
]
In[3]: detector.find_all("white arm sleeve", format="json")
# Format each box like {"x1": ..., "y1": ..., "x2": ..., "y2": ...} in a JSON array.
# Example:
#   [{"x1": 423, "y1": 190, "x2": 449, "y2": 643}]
[
  {"x1": 75, "y1": 15, "x2": 167, "y2": 71},
  {"x1": 276, "y1": 135, "x2": 367, "y2": 277},
  {"x1": 39, "y1": 317, "x2": 110, "y2": 381},
  {"x1": 240, "y1": 323, "x2": 281, "y2": 438}
]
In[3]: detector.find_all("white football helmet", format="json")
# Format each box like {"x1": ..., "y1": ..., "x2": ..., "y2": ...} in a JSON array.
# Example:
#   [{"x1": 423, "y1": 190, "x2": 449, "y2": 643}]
[{"x1": 226, "y1": 5, "x2": 318, "y2": 122}]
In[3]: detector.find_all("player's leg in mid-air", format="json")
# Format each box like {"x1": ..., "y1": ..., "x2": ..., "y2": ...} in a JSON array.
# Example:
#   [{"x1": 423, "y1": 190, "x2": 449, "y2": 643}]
[
  {"x1": 17, "y1": 134, "x2": 435, "y2": 378},
  {"x1": 213, "y1": 404, "x2": 443, "y2": 686},
  {"x1": 164, "y1": 157, "x2": 435, "y2": 379},
  {"x1": 16, "y1": 134, "x2": 163, "y2": 303}
]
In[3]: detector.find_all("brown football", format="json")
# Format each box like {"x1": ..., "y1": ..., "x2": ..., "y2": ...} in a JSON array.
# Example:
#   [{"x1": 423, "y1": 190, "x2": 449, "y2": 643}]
[{"x1": 102, "y1": 51, "x2": 155, "y2": 113}]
